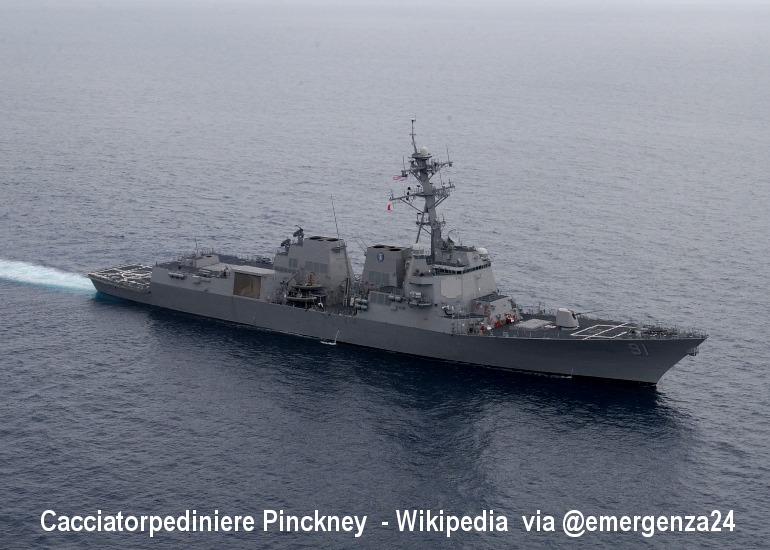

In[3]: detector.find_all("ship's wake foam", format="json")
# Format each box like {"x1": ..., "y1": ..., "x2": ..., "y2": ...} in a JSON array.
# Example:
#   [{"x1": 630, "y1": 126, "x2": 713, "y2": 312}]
[{"x1": 0, "y1": 259, "x2": 95, "y2": 294}]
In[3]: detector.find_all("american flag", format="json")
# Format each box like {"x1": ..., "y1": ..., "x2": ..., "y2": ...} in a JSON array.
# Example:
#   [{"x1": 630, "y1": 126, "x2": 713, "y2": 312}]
[{"x1": 392, "y1": 175, "x2": 407, "y2": 182}]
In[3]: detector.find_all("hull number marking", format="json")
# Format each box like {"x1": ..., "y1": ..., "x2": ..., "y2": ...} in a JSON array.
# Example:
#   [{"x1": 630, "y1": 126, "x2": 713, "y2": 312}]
[{"x1": 628, "y1": 343, "x2": 650, "y2": 356}]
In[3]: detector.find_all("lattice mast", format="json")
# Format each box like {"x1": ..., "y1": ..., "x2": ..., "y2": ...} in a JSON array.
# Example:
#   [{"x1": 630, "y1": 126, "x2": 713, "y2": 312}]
[{"x1": 390, "y1": 120, "x2": 454, "y2": 261}]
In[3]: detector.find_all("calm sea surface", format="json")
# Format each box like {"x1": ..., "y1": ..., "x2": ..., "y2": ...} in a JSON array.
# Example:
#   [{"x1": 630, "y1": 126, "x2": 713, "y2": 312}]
[{"x1": 2, "y1": 1, "x2": 769, "y2": 548}]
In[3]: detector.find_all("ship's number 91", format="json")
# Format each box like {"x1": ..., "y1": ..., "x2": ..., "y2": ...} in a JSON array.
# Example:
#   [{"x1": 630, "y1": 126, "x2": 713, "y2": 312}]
[{"x1": 628, "y1": 343, "x2": 650, "y2": 356}]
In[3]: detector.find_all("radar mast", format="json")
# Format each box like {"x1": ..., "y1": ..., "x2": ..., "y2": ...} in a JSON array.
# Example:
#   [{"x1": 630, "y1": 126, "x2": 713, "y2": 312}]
[{"x1": 390, "y1": 120, "x2": 454, "y2": 261}]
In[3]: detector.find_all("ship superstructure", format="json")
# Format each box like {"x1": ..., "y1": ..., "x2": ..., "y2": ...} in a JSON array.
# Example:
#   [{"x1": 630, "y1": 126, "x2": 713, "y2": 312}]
[{"x1": 88, "y1": 125, "x2": 706, "y2": 384}]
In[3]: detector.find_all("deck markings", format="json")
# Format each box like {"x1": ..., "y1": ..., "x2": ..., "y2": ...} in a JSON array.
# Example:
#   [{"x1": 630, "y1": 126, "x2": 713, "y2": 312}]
[{"x1": 571, "y1": 323, "x2": 633, "y2": 339}]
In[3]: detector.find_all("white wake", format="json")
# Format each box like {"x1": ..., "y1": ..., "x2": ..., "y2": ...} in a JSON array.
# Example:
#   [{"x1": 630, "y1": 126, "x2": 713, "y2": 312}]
[{"x1": 0, "y1": 259, "x2": 95, "y2": 294}]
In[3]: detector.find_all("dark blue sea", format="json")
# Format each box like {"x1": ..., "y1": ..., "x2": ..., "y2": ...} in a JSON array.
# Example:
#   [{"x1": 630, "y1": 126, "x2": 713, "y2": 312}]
[{"x1": 2, "y1": 1, "x2": 769, "y2": 548}]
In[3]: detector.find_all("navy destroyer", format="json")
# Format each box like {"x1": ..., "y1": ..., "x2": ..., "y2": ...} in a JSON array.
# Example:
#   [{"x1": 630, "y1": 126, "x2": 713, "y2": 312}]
[{"x1": 89, "y1": 124, "x2": 706, "y2": 384}]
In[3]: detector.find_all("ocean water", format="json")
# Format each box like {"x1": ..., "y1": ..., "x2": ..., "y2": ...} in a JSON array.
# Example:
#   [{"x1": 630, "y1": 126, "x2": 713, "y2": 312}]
[{"x1": 2, "y1": 1, "x2": 769, "y2": 547}]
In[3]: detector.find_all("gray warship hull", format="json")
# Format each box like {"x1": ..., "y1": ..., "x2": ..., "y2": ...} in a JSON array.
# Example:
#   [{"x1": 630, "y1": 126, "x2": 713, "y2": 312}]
[
  {"x1": 89, "y1": 126, "x2": 706, "y2": 385},
  {"x1": 90, "y1": 273, "x2": 704, "y2": 384}
]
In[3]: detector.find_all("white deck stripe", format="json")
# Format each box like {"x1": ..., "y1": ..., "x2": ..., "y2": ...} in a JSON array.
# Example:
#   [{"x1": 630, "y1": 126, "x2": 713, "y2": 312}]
[{"x1": 571, "y1": 323, "x2": 633, "y2": 340}]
